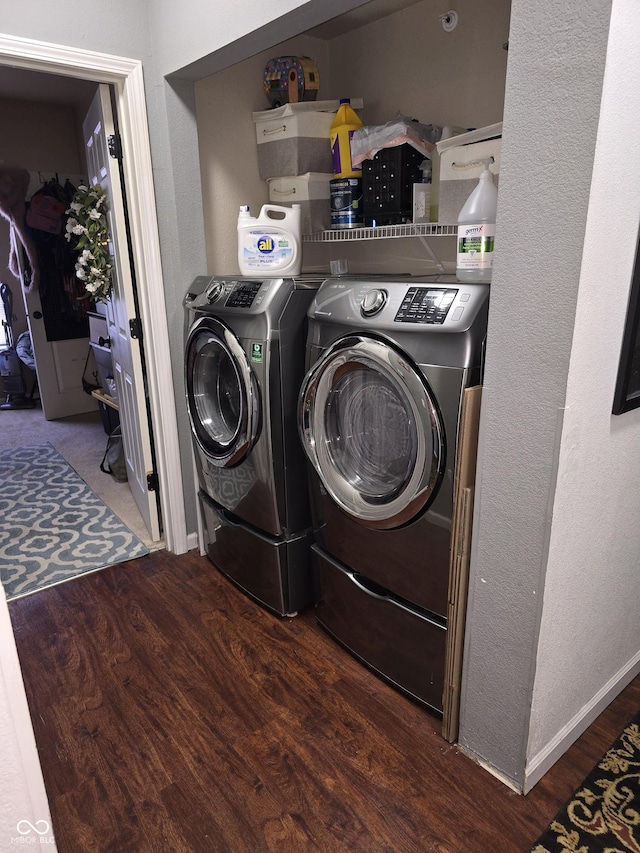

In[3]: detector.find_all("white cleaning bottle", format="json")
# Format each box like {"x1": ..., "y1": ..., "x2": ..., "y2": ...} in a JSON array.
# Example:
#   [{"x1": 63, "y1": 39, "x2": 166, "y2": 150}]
[
  {"x1": 237, "y1": 204, "x2": 302, "y2": 276},
  {"x1": 456, "y1": 159, "x2": 498, "y2": 283}
]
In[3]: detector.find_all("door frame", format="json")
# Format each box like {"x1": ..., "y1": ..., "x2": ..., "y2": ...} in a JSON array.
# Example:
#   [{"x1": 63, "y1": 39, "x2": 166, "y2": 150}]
[{"x1": 0, "y1": 33, "x2": 188, "y2": 553}]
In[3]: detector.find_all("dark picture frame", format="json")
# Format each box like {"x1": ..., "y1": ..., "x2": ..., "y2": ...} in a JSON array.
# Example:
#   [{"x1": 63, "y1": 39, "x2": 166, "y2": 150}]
[{"x1": 612, "y1": 228, "x2": 640, "y2": 415}]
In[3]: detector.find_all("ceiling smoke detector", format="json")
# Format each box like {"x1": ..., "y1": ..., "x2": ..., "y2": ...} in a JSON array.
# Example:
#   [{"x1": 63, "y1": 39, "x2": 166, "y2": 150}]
[{"x1": 439, "y1": 10, "x2": 458, "y2": 32}]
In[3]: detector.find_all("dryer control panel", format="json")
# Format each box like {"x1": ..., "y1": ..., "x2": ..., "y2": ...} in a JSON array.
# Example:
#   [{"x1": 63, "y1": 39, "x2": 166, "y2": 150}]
[
  {"x1": 394, "y1": 287, "x2": 458, "y2": 324},
  {"x1": 309, "y1": 276, "x2": 489, "y2": 336}
]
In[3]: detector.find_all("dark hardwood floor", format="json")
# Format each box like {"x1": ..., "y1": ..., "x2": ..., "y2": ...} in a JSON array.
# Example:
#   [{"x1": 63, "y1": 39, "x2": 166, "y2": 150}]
[{"x1": 8, "y1": 550, "x2": 640, "y2": 852}]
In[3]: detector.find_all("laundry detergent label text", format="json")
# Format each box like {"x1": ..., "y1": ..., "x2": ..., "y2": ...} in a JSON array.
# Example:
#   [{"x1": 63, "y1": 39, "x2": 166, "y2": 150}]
[
  {"x1": 240, "y1": 229, "x2": 295, "y2": 271},
  {"x1": 256, "y1": 235, "x2": 290, "y2": 254}
]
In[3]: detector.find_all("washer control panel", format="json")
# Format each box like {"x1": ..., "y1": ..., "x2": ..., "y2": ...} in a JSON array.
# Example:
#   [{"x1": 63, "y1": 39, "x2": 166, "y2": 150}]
[
  {"x1": 198, "y1": 278, "x2": 272, "y2": 309},
  {"x1": 188, "y1": 275, "x2": 324, "y2": 320},
  {"x1": 225, "y1": 280, "x2": 265, "y2": 308}
]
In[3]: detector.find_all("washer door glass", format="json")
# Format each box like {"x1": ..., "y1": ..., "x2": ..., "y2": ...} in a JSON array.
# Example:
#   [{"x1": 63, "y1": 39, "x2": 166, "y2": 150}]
[
  {"x1": 186, "y1": 316, "x2": 260, "y2": 467},
  {"x1": 300, "y1": 334, "x2": 444, "y2": 529}
]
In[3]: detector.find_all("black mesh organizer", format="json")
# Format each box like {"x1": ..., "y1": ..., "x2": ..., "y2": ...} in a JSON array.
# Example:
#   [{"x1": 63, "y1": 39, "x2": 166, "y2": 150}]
[{"x1": 362, "y1": 143, "x2": 425, "y2": 226}]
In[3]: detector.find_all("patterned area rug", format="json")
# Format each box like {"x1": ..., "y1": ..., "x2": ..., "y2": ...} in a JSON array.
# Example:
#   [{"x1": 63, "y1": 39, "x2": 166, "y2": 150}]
[
  {"x1": 0, "y1": 443, "x2": 148, "y2": 600},
  {"x1": 531, "y1": 711, "x2": 640, "y2": 852}
]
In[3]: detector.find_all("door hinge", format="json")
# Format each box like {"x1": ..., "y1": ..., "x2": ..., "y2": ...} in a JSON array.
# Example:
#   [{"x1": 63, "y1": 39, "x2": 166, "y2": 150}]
[
  {"x1": 107, "y1": 133, "x2": 122, "y2": 161},
  {"x1": 129, "y1": 317, "x2": 143, "y2": 340},
  {"x1": 147, "y1": 472, "x2": 159, "y2": 492}
]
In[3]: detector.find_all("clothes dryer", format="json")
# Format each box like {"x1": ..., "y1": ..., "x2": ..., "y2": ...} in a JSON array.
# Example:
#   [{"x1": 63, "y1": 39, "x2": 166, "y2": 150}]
[
  {"x1": 184, "y1": 275, "x2": 323, "y2": 616},
  {"x1": 298, "y1": 276, "x2": 489, "y2": 712}
]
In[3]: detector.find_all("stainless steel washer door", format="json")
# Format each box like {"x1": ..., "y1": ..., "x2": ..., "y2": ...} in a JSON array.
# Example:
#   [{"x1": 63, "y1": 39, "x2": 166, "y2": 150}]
[
  {"x1": 299, "y1": 334, "x2": 445, "y2": 529},
  {"x1": 186, "y1": 316, "x2": 260, "y2": 467}
]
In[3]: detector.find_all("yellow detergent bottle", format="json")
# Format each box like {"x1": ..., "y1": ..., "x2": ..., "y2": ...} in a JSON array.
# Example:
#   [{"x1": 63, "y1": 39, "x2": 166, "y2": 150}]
[{"x1": 330, "y1": 98, "x2": 364, "y2": 179}]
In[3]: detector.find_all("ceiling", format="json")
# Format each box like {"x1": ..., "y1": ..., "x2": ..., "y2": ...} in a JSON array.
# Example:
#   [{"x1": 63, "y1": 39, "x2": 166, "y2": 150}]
[{"x1": 306, "y1": 0, "x2": 424, "y2": 40}]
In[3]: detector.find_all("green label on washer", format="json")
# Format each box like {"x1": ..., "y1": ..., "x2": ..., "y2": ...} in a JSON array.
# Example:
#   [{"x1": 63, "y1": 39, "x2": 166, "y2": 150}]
[{"x1": 251, "y1": 343, "x2": 263, "y2": 363}]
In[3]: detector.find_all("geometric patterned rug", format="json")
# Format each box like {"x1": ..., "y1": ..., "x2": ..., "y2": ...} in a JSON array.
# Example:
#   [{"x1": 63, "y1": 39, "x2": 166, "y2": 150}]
[
  {"x1": 0, "y1": 443, "x2": 148, "y2": 601},
  {"x1": 530, "y1": 711, "x2": 640, "y2": 852}
]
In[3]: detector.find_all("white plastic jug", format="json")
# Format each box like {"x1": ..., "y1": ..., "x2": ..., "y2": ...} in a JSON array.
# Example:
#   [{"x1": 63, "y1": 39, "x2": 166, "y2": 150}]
[
  {"x1": 237, "y1": 204, "x2": 302, "y2": 276},
  {"x1": 456, "y1": 160, "x2": 498, "y2": 284}
]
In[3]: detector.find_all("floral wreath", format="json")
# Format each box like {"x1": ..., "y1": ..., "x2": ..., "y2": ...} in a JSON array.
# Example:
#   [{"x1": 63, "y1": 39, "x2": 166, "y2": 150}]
[{"x1": 65, "y1": 184, "x2": 113, "y2": 303}]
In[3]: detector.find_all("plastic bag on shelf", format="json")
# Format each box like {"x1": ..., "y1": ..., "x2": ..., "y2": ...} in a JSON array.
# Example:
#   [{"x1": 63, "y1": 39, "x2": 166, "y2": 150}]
[{"x1": 351, "y1": 114, "x2": 442, "y2": 166}]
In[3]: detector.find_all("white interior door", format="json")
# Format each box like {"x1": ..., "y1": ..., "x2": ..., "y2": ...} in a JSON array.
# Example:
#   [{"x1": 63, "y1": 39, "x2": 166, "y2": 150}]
[
  {"x1": 83, "y1": 85, "x2": 161, "y2": 542},
  {"x1": 11, "y1": 222, "x2": 96, "y2": 421}
]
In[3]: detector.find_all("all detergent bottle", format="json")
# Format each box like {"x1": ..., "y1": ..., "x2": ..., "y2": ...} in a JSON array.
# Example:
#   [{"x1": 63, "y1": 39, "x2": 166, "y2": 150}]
[
  {"x1": 237, "y1": 204, "x2": 302, "y2": 276},
  {"x1": 456, "y1": 159, "x2": 498, "y2": 283}
]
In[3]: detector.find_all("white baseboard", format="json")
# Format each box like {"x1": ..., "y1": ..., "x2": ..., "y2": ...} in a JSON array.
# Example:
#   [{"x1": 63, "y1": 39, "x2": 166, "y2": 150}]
[
  {"x1": 185, "y1": 531, "x2": 200, "y2": 553},
  {"x1": 524, "y1": 650, "x2": 640, "y2": 793},
  {"x1": 457, "y1": 745, "x2": 523, "y2": 793}
]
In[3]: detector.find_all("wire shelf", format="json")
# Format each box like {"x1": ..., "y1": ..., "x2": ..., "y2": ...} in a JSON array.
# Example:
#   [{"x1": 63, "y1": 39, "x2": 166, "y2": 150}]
[{"x1": 303, "y1": 222, "x2": 457, "y2": 242}]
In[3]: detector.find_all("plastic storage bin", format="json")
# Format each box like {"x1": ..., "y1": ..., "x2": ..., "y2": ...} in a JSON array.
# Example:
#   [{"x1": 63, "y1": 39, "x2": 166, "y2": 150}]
[
  {"x1": 362, "y1": 143, "x2": 424, "y2": 226},
  {"x1": 253, "y1": 98, "x2": 363, "y2": 180},
  {"x1": 435, "y1": 123, "x2": 502, "y2": 223},
  {"x1": 90, "y1": 341, "x2": 114, "y2": 391},
  {"x1": 267, "y1": 172, "x2": 332, "y2": 234},
  {"x1": 88, "y1": 310, "x2": 108, "y2": 346}
]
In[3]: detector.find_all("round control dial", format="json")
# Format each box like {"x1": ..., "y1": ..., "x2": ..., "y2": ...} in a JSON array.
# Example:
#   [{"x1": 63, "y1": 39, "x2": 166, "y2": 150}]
[
  {"x1": 361, "y1": 288, "x2": 388, "y2": 317},
  {"x1": 206, "y1": 282, "x2": 224, "y2": 303}
]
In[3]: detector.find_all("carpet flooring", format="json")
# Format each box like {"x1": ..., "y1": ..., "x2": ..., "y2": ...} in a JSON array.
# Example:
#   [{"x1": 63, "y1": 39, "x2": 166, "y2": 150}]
[
  {"x1": 0, "y1": 443, "x2": 149, "y2": 600},
  {"x1": 530, "y1": 710, "x2": 640, "y2": 852},
  {"x1": 0, "y1": 406, "x2": 158, "y2": 549}
]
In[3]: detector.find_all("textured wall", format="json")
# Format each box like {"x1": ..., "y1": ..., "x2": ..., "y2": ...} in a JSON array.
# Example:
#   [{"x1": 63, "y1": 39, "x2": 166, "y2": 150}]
[
  {"x1": 459, "y1": 0, "x2": 613, "y2": 789},
  {"x1": 327, "y1": 0, "x2": 510, "y2": 130},
  {"x1": 526, "y1": 0, "x2": 640, "y2": 781}
]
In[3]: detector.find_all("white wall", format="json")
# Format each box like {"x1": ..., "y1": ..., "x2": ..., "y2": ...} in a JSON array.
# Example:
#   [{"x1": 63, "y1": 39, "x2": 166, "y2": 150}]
[
  {"x1": 525, "y1": 0, "x2": 640, "y2": 787},
  {"x1": 0, "y1": 587, "x2": 55, "y2": 850},
  {"x1": 0, "y1": 1, "x2": 154, "y2": 64}
]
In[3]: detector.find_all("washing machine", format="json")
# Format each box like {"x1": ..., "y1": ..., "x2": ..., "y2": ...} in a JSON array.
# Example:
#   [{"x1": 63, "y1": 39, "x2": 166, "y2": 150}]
[
  {"x1": 298, "y1": 276, "x2": 489, "y2": 712},
  {"x1": 184, "y1": 275, "x2": 324, "y2": 616}
]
